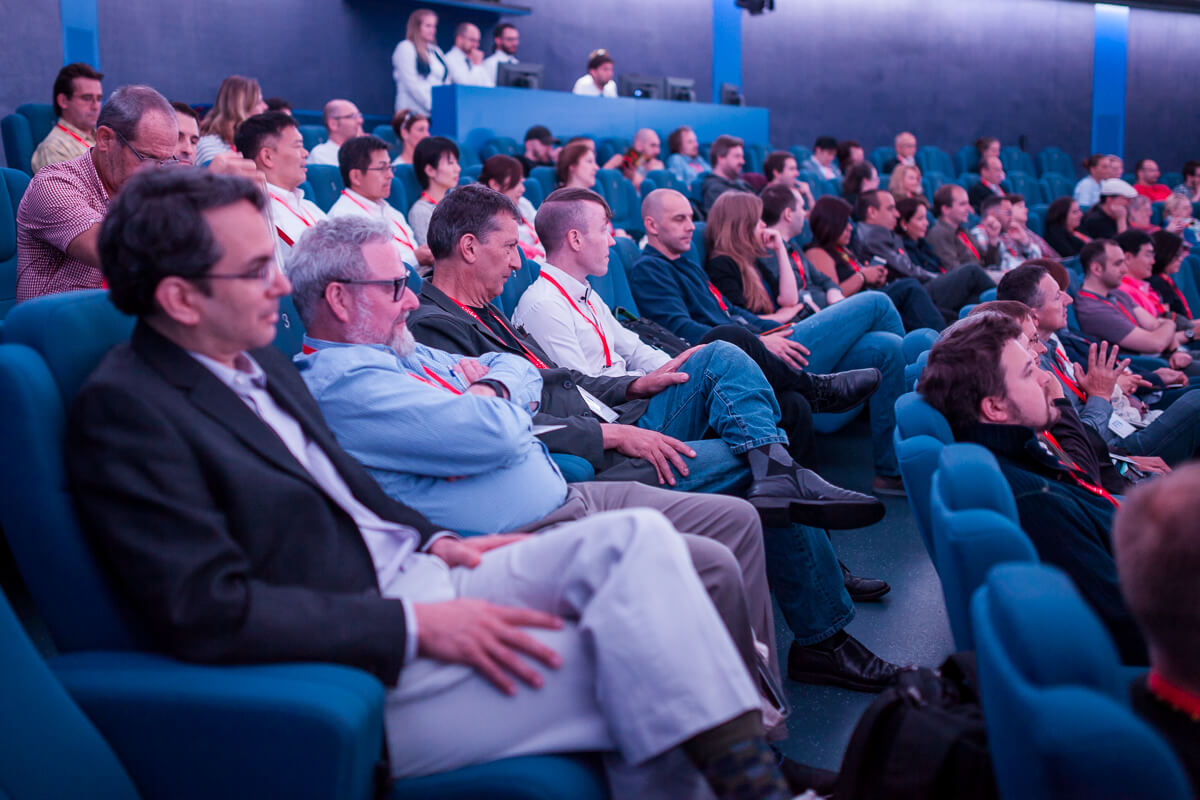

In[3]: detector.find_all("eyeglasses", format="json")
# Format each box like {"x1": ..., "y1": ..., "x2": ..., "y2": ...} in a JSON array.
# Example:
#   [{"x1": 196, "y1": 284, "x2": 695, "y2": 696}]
[
  {"x1": 365, "y1": 163, "x2": 396, "y2": 174},
  {"x1": 201, "y1": 260, "x2": 280, "y2": 287},
  {"x1": 113, "y1": 128, "x2": 179, "y2": 168},
  {"x1": 332, "y1": 112, "x2": 364, "y2": 122},
  {"x1": 330, "y1": 274, "x2": 409, "y2": 302}
]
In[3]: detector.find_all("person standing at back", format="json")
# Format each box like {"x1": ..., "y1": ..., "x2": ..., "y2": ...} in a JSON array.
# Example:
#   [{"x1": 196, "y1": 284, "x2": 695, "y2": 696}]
[
  {"x1": 393, "y1": 8, "x2": 448, "y2": 116},
  {"x1": 572, "y1": 50, "x2": 617, "y2": 97},
  {"x1": 483, "y1": 23, "x2": 520, "y2": 84}
]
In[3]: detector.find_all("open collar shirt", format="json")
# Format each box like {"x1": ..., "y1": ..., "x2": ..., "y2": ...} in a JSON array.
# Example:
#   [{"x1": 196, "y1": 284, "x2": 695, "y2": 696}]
[
  {"x1": 31, "y1": 119, "x2": 95, "y2": 172},
  {"x1": 266, "y1": 181, "x2": 326, "y2": 270},
  {"x1": 328, "y1": 187, "x2": 420, "y2": 267}
]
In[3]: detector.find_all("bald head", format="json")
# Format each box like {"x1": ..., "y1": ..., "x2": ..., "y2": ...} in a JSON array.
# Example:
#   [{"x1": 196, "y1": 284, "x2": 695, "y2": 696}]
[
  {"x1": 895, "y1": 131, "x2": 917, "y2": 160},
  {"x1": 634, "y1": 128, "x2": 661, "y2": 160},
  {"x1": 455, "y1": 22, "x2": 481, "y2": 54},
  {"x1": 323, "y1": 98, "x2": 362, "y2": 144},
  {"x1": 642, "y1": 188, "x2": 695, "y2": 256}
]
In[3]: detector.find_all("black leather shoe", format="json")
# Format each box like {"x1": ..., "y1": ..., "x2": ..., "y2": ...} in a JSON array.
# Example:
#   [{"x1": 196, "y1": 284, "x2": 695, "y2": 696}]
[
  {"x1": 841, "y1": 560, "x2": 891, "y2": 601},
  {"x1": 748, "y1": 468, "x2": 885, "y2": 530},
  {"x1": 787, "y1": 635, "x2": 904, "y2": 692},
  {"x1": 773, "y1": 749, "x2": 839, "y2": 796},
  {"x1": 809, "y1": 368, "x2": 882, "y2": 414}
]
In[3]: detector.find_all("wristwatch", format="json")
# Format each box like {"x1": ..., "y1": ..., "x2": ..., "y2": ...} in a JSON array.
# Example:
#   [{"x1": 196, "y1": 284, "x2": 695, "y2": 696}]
[{"x1": 1187, "y1": 329, "x2": 1195, "y2": 341}]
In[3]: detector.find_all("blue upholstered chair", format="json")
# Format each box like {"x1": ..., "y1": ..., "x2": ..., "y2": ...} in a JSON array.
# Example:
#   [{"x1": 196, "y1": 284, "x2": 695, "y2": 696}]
[
  {"x1": 916, "y1": 146, "x2": 954, "y2": 178},
  {"x1": 0, "y1": 290, "x2": 605, "y2": 798},
  {"x1": 928, "y1": 444, "x2": 1034, "y2": 650},
  {"x1": 1, "y1": 103, "x2": 55, "y2": 175},
  {"x1": 999, "y1": 147, "x2": 1036, "y2": 177},
  {"x1": 743, "y1": 142, "x2": 769, "y2": 174},
  {"x1": 479, "y1": 137, "x2": 520, "y2": 161},
  {"x1": 0, "y1": 166, "x2": 31, "y2": 324},
  {"x1": 593, "y1": 169, "x2": 644, "y2": 237},
  {"x1": 529, "y1": 166, "x2": 557, "y2": 202},
  {"x1": 868, "y1": 146, "x2": 894, "y2": 174},
  {"x1": 972, "y1": 564, "x2": 1189, "y2": 800},
  {"x1": 954, "y1": 145, "x2": 978, "y2": 176},
  {"x1": 893, "y1": 391, "x2": 955, "y2": 559},
  {"x1": 640, "y1": 168, "x2": 687, "y2": 198},
  {"x1": 390, "y1": 165, "x2": 422, "y2": 215},
  {"x1": 589, "y1": 238, "x2": 641, "y2": 315},
  {"x1": 298, "y1": 124, "x2": 328, "y2": 153},
  {"x1": 303, "y1": 164, "x2": 344, "y2": 213},
  {"x1": 1036, "y1": 147, "x2": 1075, "y2": 179},
  {"x1": 1005, "y1": 171, "x2": 1043, "y2": 205},
  {"x1": 1039, "y1": 173, "x2": 1075, "y2": 203}
]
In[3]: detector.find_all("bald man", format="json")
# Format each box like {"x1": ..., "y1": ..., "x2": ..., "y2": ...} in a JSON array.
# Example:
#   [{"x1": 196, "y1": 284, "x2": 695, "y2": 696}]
[
  {"x1": 603, "y1": 128, "x2": 665, "y2": 191},
  {"x1": 446, "y1": 22, "x2": 494, "y2": 87},
  {"x1": 307, "y1": 99, "x2": 365, "y2": 166},
  {"x1": 883, "y1": 131, "x2": 917, "y2": 174}
]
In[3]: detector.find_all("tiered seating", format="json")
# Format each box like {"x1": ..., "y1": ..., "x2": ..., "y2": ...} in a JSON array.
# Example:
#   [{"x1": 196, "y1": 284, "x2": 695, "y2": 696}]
[
  {"x1": 298, "y1": 123, "x2": 328, "y2": 153},
  {"x1": 593, "y1": 168, "x2": 644, "y2": 236},
  {"x1": 0, "y1": 103, "x2": 54, "y2": 175},
  {"x1": 1036, "y1": 147, "x2": 1074, "y2": 178},
  {"x1": 303, "y1": 164, "x2": 343, "y2": 212},
  {"x1": 916, "y1": 145, "x2": 954, "y2": 178},
  {"x1": 0, "y1": 166, "x2": 30, "y2": 325},
  {"x1": 479, "y1": 136, "x2": 519, "y2": 160}
]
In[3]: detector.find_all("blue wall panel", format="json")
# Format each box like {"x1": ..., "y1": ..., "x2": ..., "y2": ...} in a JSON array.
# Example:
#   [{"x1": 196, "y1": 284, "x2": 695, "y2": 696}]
[
  {"x1": 1125, "y1": 7, "x2": 1200, "y2": 175},
  {"x1": 1091, "y1": 3, "x2": 1128, "y2": 159}
]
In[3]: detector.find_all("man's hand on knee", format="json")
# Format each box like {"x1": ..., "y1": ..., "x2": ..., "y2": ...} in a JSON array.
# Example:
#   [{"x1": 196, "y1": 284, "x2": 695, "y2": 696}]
[
  {"x1": 600, "y1": 424, "x2": 695, "y2": 485},
  {"x1": 626, "y1": 345, "x2": 702, "y2": 398},
  {"x1": 429, "y1": 534, "x2": 531, "y2": 568},
  {"x1": 414, "y1": 598, "x2": 563, "y2": 696}
]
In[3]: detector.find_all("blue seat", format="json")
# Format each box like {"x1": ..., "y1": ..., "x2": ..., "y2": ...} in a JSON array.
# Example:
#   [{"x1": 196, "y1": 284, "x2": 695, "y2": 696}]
[
  {"x1": 589, "y1": 237, "x2": 641, "y2": 315},
  {"x1": 688, "y1": 220, "x2": 708, "y2": 266},
  {"x1": 640, "y1": 168, "x2": 687, "y2": 198},
  {"x1": 972, "y1": 563, "x2": 1189, "y2": 800},
  {"x1": 904, "y1": 349, "x2": 929, "y2": 391},
  {"x1": 797, "y1": 170, "x2": 836, "y2": 199},
  {"x1": 1036, "y1": 147, "x2": 1075, "y2": 179},
  {"x1": 495, "y1": 251, "x2": 541, "y2": 317},
  {"x1": 922, "y1": 171, "x2": 950, "y2": 200},
  {"x1": 788, "y1": 145, "x2": 812, "y2": 166},
  {"x1": 455, "y1": 142, "x2": 481, "y2": 169},
  {"x1": 371, "y1": 124, "x2": 401, "y2": 157},
  {"x1": 1027, "y1": 204, "x2": 1047, "y2": 237},
  {"x1": 916, "y1": 146, "x2": 954, "y2": 178},
  {"x1": 869, "y1": 146, "x2": 894, "y2": 174},
  {"x1": 958, "y1": 303, "x2": 976, "y2": 320},
  {"x1": 954, "y1": 145, "x2": 978, "y2": 176},
  {"x1": 290, "y1": 109, "x2": 324, "y2": 127},
  {"x1": 593, "y1": 169, "x2": 643, "y2": 237},
  {"x1": 743, "y1": 143, "x2": 769, "y2": 174},
  {"x1": 1, "y1": 103, "x2": 55, "y2": 175},
  {"x1": 462, "y1": 163, "x2": 483, "y2": 181},
  {"x1": 478, "y1": 137, "x2": 520, "y2": 161},
  {"x1": 1005, "y1": 171, "x2": 1043, "y2": 205},
  {"x1": 1039, "y1": 173, "x2": 1074, "y2": 203},
  {"x1": 303, "y1": 164, "x2": 344, "y2": 213},
  {"x1": 999, "y1": 146, "x2": 1036, "y2": 177},
  {"x1": 929, "y1": 444, "x2": 1034, "y2": 650},
  {"x1": 0, "y1": 290, "x2": 605, "y2": 798},
  {"x1": 522, "y1": 177, "x2": 544, "y2": 209},
  {"x1": 893, "y1": 391, "x2": 955, "y2": 558},
  {"x1": 0, "y1": 167, "x2": 30, "y2": 322},
  {"x1": 1151, "y1": 201, "x2": 1165, "y2": 227},
  {"x1": 391, "y1": 165, "x2": 422, "y2": 215},
  {"x1": 957, "y1": 172, "x2": 981, "y2": 192},
  {"x1": 595, "y1": 137, "x2": 630, "y2": 167},
  {"x1": 298, "y1": 124, "x2": 328, "y2": 153},
  {"x1": 981, "y1": 288, "x2": 997, "y2": 302},
  {"x1": 529, "y1": 166, "x2": 558, "y2": 202}
]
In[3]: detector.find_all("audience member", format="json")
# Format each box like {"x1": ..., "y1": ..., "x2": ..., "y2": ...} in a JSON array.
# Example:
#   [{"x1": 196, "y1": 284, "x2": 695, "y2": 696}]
[
  {"x1": 970, "y1": 195, "x2": 1034, "y2": 273},
  {"x1": 329, "y1": 134, "x2": 430, "y2": 272},
  {"x1": 882, "y1": 131, "x2": 917, "y2": 174},
  {"x1": 887, "y1": 163, "x2": 923, "y2": 201},
  {"x1": 895, "y1": 196, "x2": 944, "y2": 274},
  {"x1": 918, "y1": 313, "x2": 1146, "y2": 663},
  {"x1": 1149, "y1": 230, "x2": 1194, "y2": 319},
  {"x1": 479, "y1": 154, "x2": 544, "y2": 262},
  {"x1": 836, "y1": 139, "x2": 864, "y2": 175},
  {"x1": 263, "y1": 96, "x2": 292, "y2": 115},
  {"x1": 516, "y1": 125, "x2": 558, "y2": 175},
  {"x1": 1133, "y1": 158, "x2": 1171, "y2": 202},
  {"x1": 170, "y1": 102, "x2": 200, "y2": 165},
  {"x1": 572, "y1": 50, "x2": 616, "y2": 97},
  {"x1": 1080, "y1": 179, "x2": 1136, "y2": 239},
  {"x1": 801, "y1": 136, "x2": 841, "y2": 181},
  {"x1": 760, "y1": 184, "x2": 844, "y2": 308},
  {"x1": 69, "y1": 167, "x2": 793, "y2": 800},
  {"x1": 307, "y1": 99, "x2": 364, "y2": 166},
  {"x1": 927, "y1": 184, "x2": 1001, "y2": 270},
  {"x1": 1172, "y1": 160, "x2": 1200, "y2": 203},
  {"x1": 1162, "y1": 192, "x2": 1200, "y2": 247},
  {"x1": 666, "y1": 126, "x2": 711, "y2": 187},
  {"x1": 762, "y1": 151, "x2": 815, "y2": 210},
  {"x1": 1127, "y1": 195, "x2": 1159, "y2": 234},
  {"x1": 700, "y1": 134, "x2": 753, "y2": 213},
  {"x1": 392, "y1": 8, "x2": 448, "y2": 116},
  {"x1": 444, "y1": 22, "x2": 492, "y2": 87},
  {"x1": 1044, "y1": 196, "x2": 1090, "y2": 256},
  {"x1": 16, "y1": 84, "x2": 177, "y2": 302},
  {"x1": 968, "y1": 156, "x2": 1006, "y2": 212},
  {"x1": 31, "y1": 62, "x2": 103, "y2": 172},
  {"x1": 841, "y1": 162, "x2": 879, "y2": 211},
  {"x1": 390, "y1": 109, "x2": 429, "y2": 166},
  {"x1": 970, "y1": 137, "x2": 1000, "y2": 173},
  {"x1": 603, "y1": 128, "x2": 664, "y2": 191},
  {"x1": 1074, "y1": 154, "x2": 1109, "y2": 207},
  {"x1": 409, "y1": 136, "x2": 461, "y2": 246},
  {"x1": 196, "y1": 75, "x2": 266, "y2": 166},
  {"x1": 482, "y1": 22, "x2": 520, "y2": 84},
  {"x1": 1007, "y1": 193, "x2": 1057, "y2": 258},
  {"x1": 1114, "y1": 466, "x2": 1200, "y2": 791},
  {"x1": 235, "y1": 111, "x2": 325, "y2": 266},
  {"x1": 1116, "y1": 230, "x2": 1170, "y2": 318}
]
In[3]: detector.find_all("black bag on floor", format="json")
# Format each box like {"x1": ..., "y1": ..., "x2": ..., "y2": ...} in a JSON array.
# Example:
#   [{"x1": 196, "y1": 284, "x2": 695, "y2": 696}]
[
  {"x1": 834, "y1": 652, "x2": 999, "y2": 800},
  {"x1": 613, "y1": 307, "x2": 690, "y2": 357}
]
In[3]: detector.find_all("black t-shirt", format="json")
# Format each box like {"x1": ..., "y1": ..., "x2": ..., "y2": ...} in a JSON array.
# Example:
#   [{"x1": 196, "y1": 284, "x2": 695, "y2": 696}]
[
  {"x1": 1130, "y1": 677, "x2": 1200, "y2": 795},
  {"x1": 1080, "y1": 206, "x2": 1119, "y2": 240},
  {"x1": 516, "y1": 154, "x2": 552, "y2": 177}
]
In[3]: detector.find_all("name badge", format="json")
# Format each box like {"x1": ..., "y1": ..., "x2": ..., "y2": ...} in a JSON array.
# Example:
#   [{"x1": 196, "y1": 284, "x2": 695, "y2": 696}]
[
  {"x1": 1108, "y1": 414, "x2": 1137, "y2": 439},
  {"x1": 577, "y1": 386, "x2": 619, "y2": 422}
]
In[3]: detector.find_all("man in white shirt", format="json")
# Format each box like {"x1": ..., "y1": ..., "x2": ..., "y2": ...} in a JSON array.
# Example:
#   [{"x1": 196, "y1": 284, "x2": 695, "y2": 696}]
[
  {"x1": 482, "y1": 23, "x2": 519, "y2": 85},
  {"x1": 572, "y1": 50, "x2": 617, "y2": 97},
  {"x1": 329, "y1": 135, "x2": 432, "y2": 271},
  {"x1": 234, "y1": 111, "x2": 326, "y2": 267},
  {"x1": 307, "y1": 99, "x2": 364, "y2": 166},
  {"x1": 445, "y1": 23, "x2": 494, "y2": 87}
]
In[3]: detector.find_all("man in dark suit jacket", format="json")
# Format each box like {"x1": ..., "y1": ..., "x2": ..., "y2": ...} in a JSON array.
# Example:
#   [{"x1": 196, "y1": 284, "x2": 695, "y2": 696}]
[
  {"x1": 66, "y1": 167, "x2": 800, "y2": 798},
  {"x1": 967, "y1": 156, "x2": 1007, "y2": 212},
  {"x1": 927, "y1": 184, "x2": 1002, "y2": 271}
]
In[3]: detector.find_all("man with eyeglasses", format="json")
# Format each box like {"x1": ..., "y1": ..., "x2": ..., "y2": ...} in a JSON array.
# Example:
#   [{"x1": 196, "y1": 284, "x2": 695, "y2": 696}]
[
  {"x1": 17, "y1": 84, "x2": 179, "y2": 302},
  {"x1": 307, "y1": 99, "x2": 365, "y2": 167},
  {"x1": 32, "y1": 62, "x2": 104, "y2": 173}
]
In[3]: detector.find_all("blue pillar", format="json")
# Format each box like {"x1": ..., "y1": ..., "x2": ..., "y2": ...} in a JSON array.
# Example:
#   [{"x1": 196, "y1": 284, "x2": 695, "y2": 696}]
[
  {"x1": 1091, "y1": 3, "x2": 1129, "y2": 159},
  {"x1": 712, "y1": 1, "x2": 742, "y2": 102},
  {"x1": 59, "y1": 0, "x2": 100, "y2": 68}
]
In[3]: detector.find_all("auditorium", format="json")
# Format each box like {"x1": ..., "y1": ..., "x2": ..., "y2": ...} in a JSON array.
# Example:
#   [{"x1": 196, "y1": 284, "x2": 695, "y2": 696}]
[{"x1": 2, "y1": 0, "x2": 1199, "y2": 797}]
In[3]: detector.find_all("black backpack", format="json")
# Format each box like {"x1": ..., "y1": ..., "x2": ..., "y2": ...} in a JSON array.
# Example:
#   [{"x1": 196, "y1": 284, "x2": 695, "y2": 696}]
[{"x1": 835, "y1": 653, "x2": 999, "y2": 800}]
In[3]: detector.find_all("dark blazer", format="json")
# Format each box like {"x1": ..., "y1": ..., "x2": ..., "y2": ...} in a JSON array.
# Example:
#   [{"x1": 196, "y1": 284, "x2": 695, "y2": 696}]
[
  {"x1": 967, "y1": 180, "x2": 1003, "y2": 212},
  {"x1": 855, "y1": 222, "x2": 938, "y2": 283},
  {"x1": 66, "y1": 322, "x2": 441, "y2": 685},
  {"x1": 407, "y1": 281, "x2": 648, "y2": 470},
  {"x1": 927, "y1": 218, "x2": 1001, "y2": 271}
]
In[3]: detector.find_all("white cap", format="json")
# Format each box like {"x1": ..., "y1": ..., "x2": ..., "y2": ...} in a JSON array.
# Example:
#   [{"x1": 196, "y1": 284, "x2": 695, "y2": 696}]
[{"x1": 1099, "y1": 178, "x2": 1137, "y2": 199}]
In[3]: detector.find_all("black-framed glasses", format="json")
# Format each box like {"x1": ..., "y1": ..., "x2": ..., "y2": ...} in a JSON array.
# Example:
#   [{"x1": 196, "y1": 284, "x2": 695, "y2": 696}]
[
  {"x1": 330, "y1": 275, "x2": 409, "y2": 302},
  {"x1": 113, "y1": 128, "x2": 179, "y2": 168},
  {"x1": 332, "y1": 112, "x2": 364, "y2": 122},
  {"x1": 200, "y1": 261, "x2": 280, "y2": 287},
  {"x1": 365, "y1": 163, "x2": 396, "y2": 174}
]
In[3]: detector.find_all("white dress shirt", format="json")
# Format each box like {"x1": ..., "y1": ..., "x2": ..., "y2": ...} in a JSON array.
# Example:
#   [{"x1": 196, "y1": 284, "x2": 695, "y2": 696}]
[
  {"x1": 328, "y1": 188, "x2": 421, "y2": 267},
  {"x1": 513, "y1": 262, "x2": 670, "y2": 377},
  {"x1": 572, "y1": 75, "x2": 617, "y2": 97},
  {"x1": 307, "y1": 140, "x2": 341, "y2": 166},
  {"x1": 445, "y1": 46, "x2": 495, "y2": 87},
  {"x1": 393, "y1": 40, "x2": 448, "y2": 114},
  {"x1": 482, "y1": 51, "x2": 518, "y2": 85},
  {"x1": 266, "y1": 181, "x2": 327, "y2": 270}
]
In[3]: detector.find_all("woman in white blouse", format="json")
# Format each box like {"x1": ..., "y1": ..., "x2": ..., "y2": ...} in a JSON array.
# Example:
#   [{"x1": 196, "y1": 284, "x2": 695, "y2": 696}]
[{"x1": 392, "y1": 9, "x2": 448, "y2": 116}]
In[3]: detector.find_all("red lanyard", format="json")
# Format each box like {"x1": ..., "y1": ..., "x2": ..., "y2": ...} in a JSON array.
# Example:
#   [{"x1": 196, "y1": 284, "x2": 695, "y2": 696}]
[
  {"x1": 1163, "y1": 274, "x2": 1193, "y2": 318},
  {"x1": 958, "y1": 230, "x2": 981, "y2": 260},
  {"x1": 1074, "y1": 230, "x2": 1092, "y2": 244},
  {"x1": 1040, "y1": 431, "x2": 1121, "y2": 508},
  {"x1": 519, "y1": 220, "x2": 545, "y2": 260},
  {"x1": 789, "y1": 252, "x2": 808, "y2": 289},
  {"x1": 451, "y1": 299, "x2": 550, "y2": 369},
  {"x1": 836, "y1": 246, "x2": 862, "y2": 273},
  {"x1": 1078, "y1": 290, "x2": 1137, "y2": 325},
  {"x1": 706, "y1": 282, "x2": 729, "y2": 312},
  {"x1": 420, "y1": 192, "x2": 439, "y2": 206},
  {"x1": 540, "y1": 273, "x2": 612, "y2": 367},
  {"x1": 409, "y1": 366, "x2": 462, "y2": 394},
  {"x1": 271, "y1": 193, "x2": 316, "y2": 227},
  {"x1": 1149, "y1": 671, "x2": 1200, "y2": 721},
  {"x1": 1048, "y1": 358, "x2": 1086, "y2": 401},
  {"x1": 340, "y1": 191, "x2": 415, "y2": 252},
  {"x1": 56, "y1": 123, "x2": 88, "y2": 145}
]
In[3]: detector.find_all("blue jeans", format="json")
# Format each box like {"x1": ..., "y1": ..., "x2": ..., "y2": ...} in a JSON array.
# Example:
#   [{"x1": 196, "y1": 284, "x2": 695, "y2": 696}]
[
  {"x1": 788, "y1": 292, "x2": 905, "y2": 476},
  {"x1": 763, "y1": 524, "x2": 855, "y2": 644},
  {"x1": 1119, "y1": 386, "x2": 1200, "y2": 465}
]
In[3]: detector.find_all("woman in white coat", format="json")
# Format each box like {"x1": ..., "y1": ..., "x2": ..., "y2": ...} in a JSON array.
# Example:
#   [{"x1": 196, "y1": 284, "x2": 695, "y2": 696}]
[{"x1": 393, "y1": 9, "x2": 448, "y2": 116}]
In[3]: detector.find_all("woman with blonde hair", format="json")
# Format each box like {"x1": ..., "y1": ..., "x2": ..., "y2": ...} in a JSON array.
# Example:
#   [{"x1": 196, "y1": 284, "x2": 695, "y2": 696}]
[
  {"x1": 704, "y1": 192, "x2": 804, "y2": 320},
  {"x1": 196, "y1": 75, "x2": 266, "y2": 165},
  {"x1": 887, "y1": 163, "x2": 923, "y2": 201},
  {"x1": 1162, "y1": 192, "x2": 1200, "y2": 247},
  {"x1": 392, "y1": 8, "x2": 447, "y2": 116}
]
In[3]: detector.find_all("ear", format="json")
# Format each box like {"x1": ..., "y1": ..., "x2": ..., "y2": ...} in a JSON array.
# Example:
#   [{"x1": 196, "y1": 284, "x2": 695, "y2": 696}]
[
  {"x1": 458, "y1": 232, "x2": 479, "y2": 264},
  {"x1": 643, "y1": 215, "x2": 658, "y2": 236},
  {"x1": 153, "y1": 276, "x2": 205, "y2": 327},
  {"x1": 349, "y1": 168, "x2": 366, "y2": 189},
  {"x1": 257, "y1": 145, "x2": 274, "y2": 170},
  {"x1": 979, "y1": 395, "x2": 1010, "y2": 424},
  {"x1": 324, "y1": 281, "x2": 355, "y2": 324},
  {"x1": 94, "y1": 125, "x2": 116, "y2": 153},
  {"x1": 55, "y1": 93, "x2": 69, "y2": 114},
  {"x1": 565, "y1": 228, "x2": 584, "y2": 253}
]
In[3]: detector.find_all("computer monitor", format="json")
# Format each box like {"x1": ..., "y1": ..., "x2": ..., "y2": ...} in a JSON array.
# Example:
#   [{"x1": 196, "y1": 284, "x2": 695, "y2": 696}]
[
  {"x1": 497, "y1": 62, "x2": 544, "y2": 90},
  {"x1": 719, "y1": 83, "x2": 744, "y2": 106},
  {"x1": 665, "y1": 77, "x2": 696, "y2": 103},
  {"x1": 619, "y1": 75, "x2": 664, "y2": 100}
]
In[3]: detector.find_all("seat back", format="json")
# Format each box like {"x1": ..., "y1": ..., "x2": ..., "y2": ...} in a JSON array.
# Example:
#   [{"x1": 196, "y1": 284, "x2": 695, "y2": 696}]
[
  {"x1": 0, "y1": 167, "x2": 31, "y2": 318},
  {"x1": 999, "y1": 147, "x2": 1036, "y2": 177},
  {"x1": 303, "y1": 164, "x2": 344, "y2": 213},
  {"x1": 0, "y1": 290, "x2": 146, "y2": 652},
  {"x1": 1039, "y1": 173, "x2": 1074, "y2": 204},
  {"x1": 922, "y1": 170, "x2": 950, "y2": 200},
  {"x1": 589, "y1": 237, "x2": 640, "y2": 315},
  {"x1": 495, "y1": 251, "x2": 541, "y2": 317},
  {"x1": 479, "y1": 136, "x2": 520, "y2": 161},
  {"x1": 370, "y1": 124, "x2": 401, "y2": 158},
  {"x1": 869, "y1": 146, "x2": 894, "y2": 173},
  {"x1": 595, "y1": 137, "x2": 630, "y2": 166},
  {"x1": 522, "y1": 177, "x2": 544, "y2": 209},
  {"x1": 929, "y1": 444, "x2": 1033, "y2": 650},
  {"x1": 297, "y1": 124, "x2": 328, "y2": 153},
  {"x1": 687, "y1": 220, "x2": 708, "y2": 266},
  {"x1": 593, "y1": 169, "x2": 643, "y2": 237},
  {"x1": 892, "y1": 391, "x2": 955, "y2": 558},
  {"x1": 916, "y1": 145, "x2": 954, "y2": 177},
  {"x1": 788, "y1": 145, "x2": 812, "y2": 165},
  {"x1": 1004, "y1": 171, "x2": 1042, "y2": 205},
  {"x1": 1036, "y1": 147, "x2": 1075, "y2": 179},
  {"x1": 743, "y1": 143, "x2": 769, "y2": 174},
  {"x1": 641, "y1": 168, "x2": 687, "y2": 197},
  {"x1": 1, "y1": 103, "x2": 56, "y2": 175},
  {"x1": 972, "y1": 563, "x2": 1190, "y2": 800},
  {"x1": 0, "y1": 584, "x2": 142, "y2": 799},
  {"x1": 456, "y1": 141, "x2": 481, "y2": 169},
  {"x1": 529, "y1": 165, "x2": 558, "y2": 203},
  {"x1": 390, "y1": 164, "x2": 422, "y2": 215},
  {"x1": 954, "y1": 145, "x2": 978, "y2": 176}
]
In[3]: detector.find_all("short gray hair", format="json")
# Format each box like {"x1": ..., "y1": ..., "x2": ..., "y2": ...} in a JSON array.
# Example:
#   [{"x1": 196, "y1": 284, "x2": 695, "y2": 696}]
[
  {"x1": 287, "y1": 216, "x2": 393, "y2": 328},
  {"x1": 96, "y1": 85, "x2": 174, "y2": 141}
]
